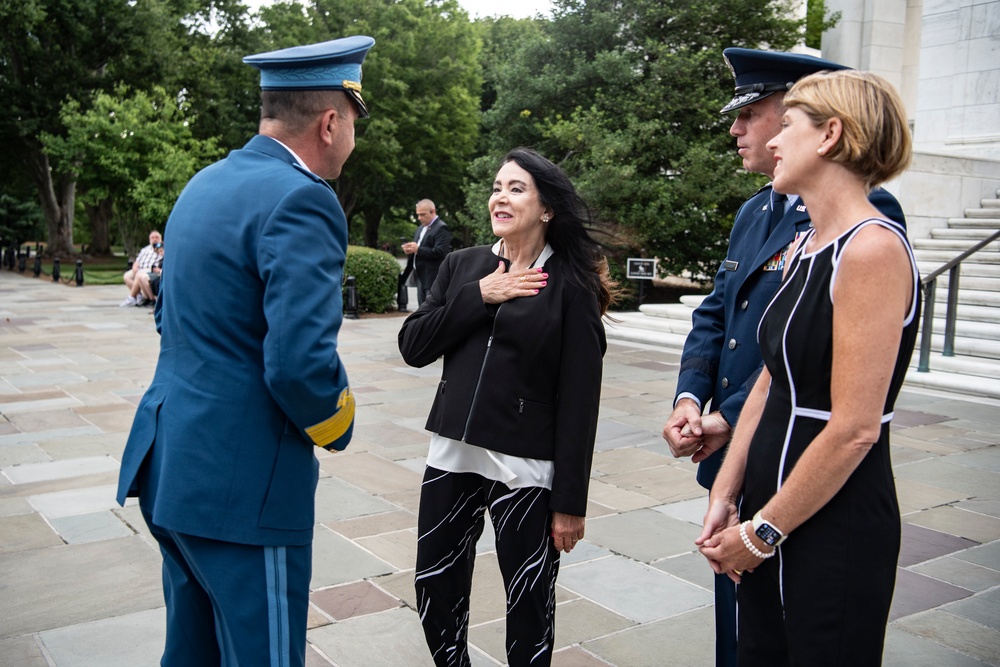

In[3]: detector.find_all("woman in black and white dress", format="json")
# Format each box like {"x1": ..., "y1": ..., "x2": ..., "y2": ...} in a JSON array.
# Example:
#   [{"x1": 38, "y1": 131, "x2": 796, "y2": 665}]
[{"x1": 698, "y1": 70, "x2": 919, "y2": 666}]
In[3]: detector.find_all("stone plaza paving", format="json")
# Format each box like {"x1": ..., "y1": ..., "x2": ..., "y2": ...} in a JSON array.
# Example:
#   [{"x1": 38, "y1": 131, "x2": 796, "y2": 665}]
[{"x1": 1, "y1": 269, "x2": 998, "y2": 666}]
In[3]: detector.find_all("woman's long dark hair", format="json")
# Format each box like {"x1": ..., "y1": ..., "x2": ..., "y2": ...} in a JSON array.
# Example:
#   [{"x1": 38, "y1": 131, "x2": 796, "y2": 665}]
[{"x1": 500, "y1": 147, "x2": 619, "y2": 315}]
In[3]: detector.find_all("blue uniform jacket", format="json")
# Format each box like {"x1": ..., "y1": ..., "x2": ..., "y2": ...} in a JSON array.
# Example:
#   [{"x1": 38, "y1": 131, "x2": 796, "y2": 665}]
[
  {"x1": 677, "y1": 185, "x2": 905, "y2": 489},
  {"x1": 116, "y1": 135, "x2": 355, "y2": 546}
]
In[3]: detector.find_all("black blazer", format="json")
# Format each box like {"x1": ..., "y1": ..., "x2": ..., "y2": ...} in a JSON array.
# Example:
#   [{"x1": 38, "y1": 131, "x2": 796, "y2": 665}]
[
  {"x1": 398, "y1": 245, "x2": 606, "y2": 516},
  {"x1": 412, "y1": 217, "x2": 452, "y2": 289}
]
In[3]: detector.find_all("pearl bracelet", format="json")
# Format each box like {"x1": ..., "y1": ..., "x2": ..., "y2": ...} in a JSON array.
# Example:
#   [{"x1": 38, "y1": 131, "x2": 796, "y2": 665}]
[{"x1": 740, "y1": 521, "x2": 776, "y2": 560}]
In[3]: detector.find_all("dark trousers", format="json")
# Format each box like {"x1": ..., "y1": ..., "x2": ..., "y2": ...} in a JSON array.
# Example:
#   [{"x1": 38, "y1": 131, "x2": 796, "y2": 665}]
[
  {"x1": 414, "y1": 467, "x2": 560, "y2": 667},
  {"x1": 716, "y1": 572, "x2": 738, "y2": 667}
]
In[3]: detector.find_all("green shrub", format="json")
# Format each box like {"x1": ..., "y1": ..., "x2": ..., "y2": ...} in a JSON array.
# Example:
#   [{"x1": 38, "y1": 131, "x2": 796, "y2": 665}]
[{"x1": 342, "y1": 245, "x2": 400, "y2": 314}]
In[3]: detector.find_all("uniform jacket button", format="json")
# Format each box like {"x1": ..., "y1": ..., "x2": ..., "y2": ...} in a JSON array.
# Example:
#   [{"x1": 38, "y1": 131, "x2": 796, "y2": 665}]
[
  {"x1": 729, "y1": 339, "x2": 737, "y2": 350},
  {"x1": 721, "y1": 377, "x2": 729, "y2": 388},
  {"x1": 741, "y1": 300, "x2": 749, "y2": 310}
]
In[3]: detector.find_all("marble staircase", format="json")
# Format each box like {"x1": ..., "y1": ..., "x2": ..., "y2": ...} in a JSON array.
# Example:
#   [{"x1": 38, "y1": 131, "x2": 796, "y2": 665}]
[{"x1": 605, "y1": 190, "x2": 1000, "y2": 400}]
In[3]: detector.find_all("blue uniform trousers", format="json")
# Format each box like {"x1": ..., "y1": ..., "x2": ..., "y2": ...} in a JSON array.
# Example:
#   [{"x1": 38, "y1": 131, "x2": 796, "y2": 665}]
[{"x1": 141, "y1": 509, "x2": 311, "y2": 667}]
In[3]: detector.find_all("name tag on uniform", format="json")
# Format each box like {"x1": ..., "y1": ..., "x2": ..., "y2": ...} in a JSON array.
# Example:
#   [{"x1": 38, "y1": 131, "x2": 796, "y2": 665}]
[{"x1": 723, "y1": 260, "x2": 739, "y2": 271}]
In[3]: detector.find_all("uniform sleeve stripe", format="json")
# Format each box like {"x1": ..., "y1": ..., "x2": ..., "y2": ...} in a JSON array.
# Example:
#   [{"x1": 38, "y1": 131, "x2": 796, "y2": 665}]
[{"x1": 305, "y1": 390, "x2": 355, "y2": 447}]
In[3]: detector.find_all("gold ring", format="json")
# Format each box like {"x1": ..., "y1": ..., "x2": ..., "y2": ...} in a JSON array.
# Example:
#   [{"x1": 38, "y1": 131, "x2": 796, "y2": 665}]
[
  {"x1": 518, "y1": 275, "x2": 526, "y2": 282},
  {"x1": 733, "y1": 569, "x2": 743, "y2": 576}
]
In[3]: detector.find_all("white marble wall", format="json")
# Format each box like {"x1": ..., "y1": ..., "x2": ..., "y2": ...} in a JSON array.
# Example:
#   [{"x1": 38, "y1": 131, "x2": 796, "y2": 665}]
[
  {"x1": 914, "y1": 0, "x2": 1000, "y2": 157},
  {"x1": 821, "y1": 0, "x2": 1000, "y2": 229},
  {"x1": 821, "y1": 0, "x2": 909, "y2": 91}
]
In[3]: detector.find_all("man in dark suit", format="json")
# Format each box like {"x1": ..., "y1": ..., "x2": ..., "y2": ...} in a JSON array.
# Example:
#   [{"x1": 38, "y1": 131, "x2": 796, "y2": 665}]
[
  {"x1": 402, "y1": 198, "x2": 452, "y2": 304},
  {"x1": 116, "y1": 35, "x2": 374, "y2": 666},
  {"x1": 661, "y1": 48, "x2": 906, "y2": 667}
]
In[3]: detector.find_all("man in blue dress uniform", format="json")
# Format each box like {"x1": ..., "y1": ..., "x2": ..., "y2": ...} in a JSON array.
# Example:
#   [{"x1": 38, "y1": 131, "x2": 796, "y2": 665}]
[
  {"x1": 116, "y1": 35, "x2": 374, "y2": 666},
  {"x1": 661, "y1": 48, "x2": 906, "y2": 666}
]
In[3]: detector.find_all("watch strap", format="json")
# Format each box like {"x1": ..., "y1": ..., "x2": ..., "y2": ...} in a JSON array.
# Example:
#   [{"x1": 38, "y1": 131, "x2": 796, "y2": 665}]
[{"x1": 752, "y1": 510, "x2": 787, "y2": 547}]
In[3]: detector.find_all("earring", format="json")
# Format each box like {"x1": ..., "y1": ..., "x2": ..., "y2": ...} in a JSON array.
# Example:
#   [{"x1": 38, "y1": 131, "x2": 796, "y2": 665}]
[
  {"x1": 542, "y1": 215, "x2": 550, "y2": 223},
  {"x1": 817, "y1": 148, "x2": 825, "y2": 155}
]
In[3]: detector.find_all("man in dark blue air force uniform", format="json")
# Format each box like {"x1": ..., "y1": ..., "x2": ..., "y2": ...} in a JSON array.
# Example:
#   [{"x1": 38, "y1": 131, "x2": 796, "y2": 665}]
[
  {"x1": 116, "y1": 35, "x2": 374, "y2": 667},
  {"x1": 661, "y1": 48, "x2": 906, "y2": 667}
]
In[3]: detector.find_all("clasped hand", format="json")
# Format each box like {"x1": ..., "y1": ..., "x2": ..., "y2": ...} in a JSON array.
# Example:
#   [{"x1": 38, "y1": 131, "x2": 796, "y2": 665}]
[
  {"x1": 662, "y1": 400, "x2": 732, "y2": 462},
  {"x1": 479, "y1": 262, "x2": 548, "y2": 304},
  {"x1": 696, "y1": 498, "x2": 761, "y2": 583}
]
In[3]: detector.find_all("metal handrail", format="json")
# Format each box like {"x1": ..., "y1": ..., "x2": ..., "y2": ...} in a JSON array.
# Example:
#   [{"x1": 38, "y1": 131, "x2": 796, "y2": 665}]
[{"x1": 917, "y1": 229, "x2": 1000, "y2": 372}]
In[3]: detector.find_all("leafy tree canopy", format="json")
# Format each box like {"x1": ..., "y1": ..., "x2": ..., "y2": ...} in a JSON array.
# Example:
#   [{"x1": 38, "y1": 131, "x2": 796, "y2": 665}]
[
  {"x1": 255, "y1": 0, "x2": 483, "y2": 246},
  {"x1": 41, "y1": 84, "x2": 222, "y2": 255},
  {"x1": 473, "y1": 0, "x2": 803, "y2": 280}
]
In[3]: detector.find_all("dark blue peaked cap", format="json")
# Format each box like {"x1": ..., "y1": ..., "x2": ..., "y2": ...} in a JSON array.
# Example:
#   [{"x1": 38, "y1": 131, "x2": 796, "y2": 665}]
[
  {"x1": 720, "y1": 47, "x2": 849, "y2": 114},
  {"x1": 244, "y1": 35, "x2": 375, "y2": 118}
]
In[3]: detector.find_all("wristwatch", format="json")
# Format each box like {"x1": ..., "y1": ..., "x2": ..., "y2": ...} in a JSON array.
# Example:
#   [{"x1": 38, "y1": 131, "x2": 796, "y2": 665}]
[{"x1": 752, "y1": 511, "x2": 787, "y2": 547}]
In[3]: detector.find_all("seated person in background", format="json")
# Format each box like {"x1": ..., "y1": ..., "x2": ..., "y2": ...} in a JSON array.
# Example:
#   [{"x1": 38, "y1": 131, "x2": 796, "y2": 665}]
[
  {"x1": 121, "y1": 230, "x2": 162, "y2": 307},
  {"x1": 137, "y1": 244, "x2": 164, "y2": 305}
]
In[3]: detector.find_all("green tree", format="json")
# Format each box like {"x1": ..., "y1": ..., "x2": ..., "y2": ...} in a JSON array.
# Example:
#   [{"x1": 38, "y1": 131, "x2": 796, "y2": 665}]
[
  {"x1": 41, "y1": 85, "x2": 221, "y2": 256},
  {"x1": 0, "y1": 0, "x2": 173, "y2": 256},
  {"x1": 163, "y1": 0, "x2": 265, "y2": 153},
  {"x1": 806, "y1": 0, "x2": 841, "y2": 50},
  {"x1": 0, "y1": 193, "x2": 44, "y2": 250},
  {"x1": 256, "y1": 0, "x2": 483, "y2": 247},
  {"x1": 474, "y1": 0, "x2": 803, "y2": 280}
]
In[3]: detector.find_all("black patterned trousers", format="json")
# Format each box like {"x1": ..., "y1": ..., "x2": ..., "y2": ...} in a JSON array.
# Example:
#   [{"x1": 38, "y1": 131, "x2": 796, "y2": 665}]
[{"x1": 414, "y1": 466, "x2": 560, "y2": 667}]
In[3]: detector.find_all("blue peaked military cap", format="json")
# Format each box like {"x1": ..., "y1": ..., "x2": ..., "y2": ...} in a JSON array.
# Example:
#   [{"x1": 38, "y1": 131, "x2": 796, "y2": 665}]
[
  {"x1": 243, "y1": 35, "x2": 375, "y2": 118},
  {"x1": 720, "y1": 47, "x2": 850, "y2": 114}
]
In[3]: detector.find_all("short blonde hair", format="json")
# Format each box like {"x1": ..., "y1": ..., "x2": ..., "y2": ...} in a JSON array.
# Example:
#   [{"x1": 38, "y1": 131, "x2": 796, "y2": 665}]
[{"x1": 784, "y1": 70, "x2": 911, "y2": 190}]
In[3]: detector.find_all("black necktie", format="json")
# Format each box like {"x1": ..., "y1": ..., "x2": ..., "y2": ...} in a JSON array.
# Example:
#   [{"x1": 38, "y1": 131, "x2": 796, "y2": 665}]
[{"x1": 769, "y1": 192, "x2": 787, "y2": 236}]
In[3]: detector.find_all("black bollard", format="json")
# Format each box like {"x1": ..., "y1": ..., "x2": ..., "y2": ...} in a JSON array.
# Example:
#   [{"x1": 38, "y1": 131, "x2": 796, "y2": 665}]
[
  {"x1": 397, "y1": 274, "x2": 409, "y2": 312},
  {"x1": 33, "y1": 254, "x2": 42, "y2": 277},
  {"x1": 344, "y1": 275, "x2": 359, "y2": 320},
  {"x1": 75, "y1": 259, "x2": 84, "y2": 286},
  {"x1": 52, "y1": 258, "x2": 60, "y2": 282},
  {"x1": 18, "y1": 251, "x2": 26, "y2": 273}
]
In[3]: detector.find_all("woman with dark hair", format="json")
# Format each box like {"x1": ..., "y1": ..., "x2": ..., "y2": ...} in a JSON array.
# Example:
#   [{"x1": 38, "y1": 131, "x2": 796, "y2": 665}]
[{"x1": 399, "y1": 147, "x2": 617, "y2": 666}]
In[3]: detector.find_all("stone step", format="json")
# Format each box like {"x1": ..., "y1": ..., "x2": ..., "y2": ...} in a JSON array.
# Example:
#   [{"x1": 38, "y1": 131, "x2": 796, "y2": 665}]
[
  {"x1": 938, "y1": 288, "x2": 1000, "y2": 308},
  {"x1": 926, "y1": 301, "x2": 1000, "y2": 325},
  {"x1": 914, "y1": 248, "x2": 1000, "y2": 265},
  {"x1": 921, "y1": 317, "x2": 1000, "y2": 342},
  {"x1": 931, "y1": 227, "x2": 1000, "y2": 240},
  {"x1": 908, "y1": 350, "x2": 1000, "y2": 381},
  {"x1": 639, "y1": 303, "x2": 698, "y2": 320},
  {"x1": 609, "y1": 310, "x2": 694, "y2": 335},
  {"x1": 980, "y1": 199, "x2": 1000, "y2": 208},
  {"x1": 924, "y1": 273, "x2": 1000, "y2": 292},
  {"x1": 918, "y1": 330, "x2": 1000, "y2": 359},
  {"x1": 904, "y1": 364, "x2": 1000, "y2": 400},
  {"x1": 945, "y1": 218, "x2": 1000, "y2": 229},
  {"x1": 917, "y1": 261, "x2": 1000, "y2": 278},
  {"x1": 963, "y1": 208, "x2": 1000, "y2": 219},
  {"x1": 911, "y1": 238, "x2": 1000, "y2": 252},
  {"x1": 603, "y1": 319, "x2": 691, "y2": 349}
]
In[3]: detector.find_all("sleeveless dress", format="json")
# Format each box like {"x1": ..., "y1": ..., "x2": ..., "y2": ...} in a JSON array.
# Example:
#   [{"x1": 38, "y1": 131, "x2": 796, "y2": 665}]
[{"x1": 736, "y1": 219, "x2": 920, "y2": 666}]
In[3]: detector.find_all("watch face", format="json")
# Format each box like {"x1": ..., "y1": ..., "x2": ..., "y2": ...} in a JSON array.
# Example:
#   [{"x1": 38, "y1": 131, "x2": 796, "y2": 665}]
[{"x1": 755, "y1": 523, "x2": 781, "y2": 546}]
